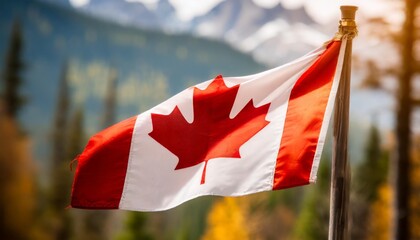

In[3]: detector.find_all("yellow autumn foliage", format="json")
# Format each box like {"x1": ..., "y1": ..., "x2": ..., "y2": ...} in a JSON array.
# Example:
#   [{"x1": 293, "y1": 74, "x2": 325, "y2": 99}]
[
  {"x1": 367, "y1": 136, "x2": 420, "y2": 240},
  {"x1": 0, "y1": 111, "x2": 37, "y2": 239},
  {"x1": 202, "y1": 197, "x2": 250, "y2": 240},
  {"x1": 367, "y1": 184, "x2": 392, "y2": 240}
]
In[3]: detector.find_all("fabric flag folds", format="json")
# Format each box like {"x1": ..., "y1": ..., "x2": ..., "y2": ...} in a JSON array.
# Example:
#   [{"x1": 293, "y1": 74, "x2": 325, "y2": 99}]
[{"x1": 71, "y1": 39, "x2": 346, "y2": 211}]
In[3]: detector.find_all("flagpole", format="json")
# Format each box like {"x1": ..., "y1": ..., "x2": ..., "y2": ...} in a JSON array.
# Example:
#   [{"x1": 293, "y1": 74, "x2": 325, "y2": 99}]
[{"x1": 329, "y1": 6, "x2": 358, "y2": 240}]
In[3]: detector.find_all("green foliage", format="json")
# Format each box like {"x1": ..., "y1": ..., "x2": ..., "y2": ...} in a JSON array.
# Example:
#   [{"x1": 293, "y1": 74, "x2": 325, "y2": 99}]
[
  {"x1": 47, "y1": 63, "x2": 74, "y2": 240},
  {"x1": 366, "y1": 184, "x2": 392, "y2": 240},
  {"x1": 77, "y1": 211, "x2": 109, "y2": 240},
  {"x1": 293, "y1": 158, "x2": 330, "y2": 240},
  {"x1": 78, "y1": 67, "x2": 118, "y2": 240},
  {"x1": 182, "y1": 198, "x2": 216, "y2": 239},
  {"x1": 68, "y1": 107, "x2": 85, "y2": 160},
  {"x1": 117, "y1": 212, "x2": 154, "y2": 240},
  {"x1": 51, "y1": 63, "x2": 70, "y2": 169},
  {"x1": 354, "y1": 125, "x2": 389, "y2": 201},
  {"x1": 1, "y1": 20, "x2": 26, "y2": 119},
  {"x1": 350, "y1": 124, "x2": 389, "y2": 239},
  {"x1": 154, "y1": 197, "x2": 215, "y2": 240},
  {"x1": 102, "y1": 69, "x2": 117, "y2": 128}
]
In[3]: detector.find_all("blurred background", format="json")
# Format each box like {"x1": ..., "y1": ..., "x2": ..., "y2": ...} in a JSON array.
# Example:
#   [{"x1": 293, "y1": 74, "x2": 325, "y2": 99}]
[{"x1": 0, "y1": 0, "x2": 419, "y2": 239}]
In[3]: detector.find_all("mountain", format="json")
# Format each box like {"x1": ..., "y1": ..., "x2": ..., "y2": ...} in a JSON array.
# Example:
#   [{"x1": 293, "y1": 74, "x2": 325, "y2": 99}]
[
  {"x1": 55, "y1": 0, "x2": 188, "y2": 32},
  {"x1": 40, "y1": 0, "x2": 330, "y2": 66},
  {"x1": 0, "y1": 0, "x2": 265, "y2": 167},
  {"x1": 75, "y1": 0, "x2": 187, "y2": 32},
  {"x1": 191, "y1": 0, "x2": 328, "y2": 65},
  {"x1": 191, "y1": 0, "x2": 314, "y2": 40}
]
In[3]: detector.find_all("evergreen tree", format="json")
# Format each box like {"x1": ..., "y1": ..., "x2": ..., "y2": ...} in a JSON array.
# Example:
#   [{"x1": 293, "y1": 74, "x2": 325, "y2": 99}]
[
  {"x1": 82, "y1": 67, "x2": 118, "y2": 240},
  {"x1": 293, "y1": 158, "x2": 330, "y2": 240},
  {"x1": 66, "y1": 107, "x2": 85, "y2": 239},
  {"x1": 51, "y1": 63, "x2": 70, "y2": 170},
  {"x1": 1, "y1": 20, "x2": 25, "y2": 119},
  {"x1": 365, "y1": 135, "x2": 420, "y2": 239},
  {"x1": 67, "y1": 107, "x2": 85, "y2": 161},
  {"x1": 354, "y1": 124, "x2": 388, "y2": 200},
  {"x1": 350, "y1": 124, "x2": 389, "y2": 240},
  {"x1": 49, "y1": 63, "x2": 73, "y2": 240},
  {"x1": 102, "y1": 68, "x2": 117, "y2": 128}
]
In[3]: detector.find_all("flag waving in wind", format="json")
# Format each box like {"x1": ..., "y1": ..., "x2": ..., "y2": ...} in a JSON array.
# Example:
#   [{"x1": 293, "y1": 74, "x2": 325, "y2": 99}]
[{"x1": 71, "y1": 39, "x2": 346, "y2": 211}]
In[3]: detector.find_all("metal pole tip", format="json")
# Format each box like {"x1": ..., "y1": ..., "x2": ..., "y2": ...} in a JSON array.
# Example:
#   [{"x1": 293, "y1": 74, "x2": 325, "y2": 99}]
[{"x1": 340, "y1": 6, "x2": 358, "y2": 20}]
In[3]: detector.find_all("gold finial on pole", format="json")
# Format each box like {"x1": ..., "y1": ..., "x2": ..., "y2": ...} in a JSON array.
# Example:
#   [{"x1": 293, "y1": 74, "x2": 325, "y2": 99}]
[
  {"x1": 340, "y1": 5, "x2": 358, "y2": 20},
  {"x1": 335, "y1": 6, "x2": 358, "y2": 40}
]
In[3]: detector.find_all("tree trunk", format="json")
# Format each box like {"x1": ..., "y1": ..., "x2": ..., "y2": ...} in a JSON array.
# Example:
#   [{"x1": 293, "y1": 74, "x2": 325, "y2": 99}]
[{"x1": 393, "y1": 0, "x2": 415, "y2": 239}]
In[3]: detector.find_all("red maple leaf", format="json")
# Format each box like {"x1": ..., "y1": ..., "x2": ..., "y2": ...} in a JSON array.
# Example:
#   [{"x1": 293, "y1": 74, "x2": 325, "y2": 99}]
[{"x1": 149, "y1": 75, "x2": 270, "y2": 184}]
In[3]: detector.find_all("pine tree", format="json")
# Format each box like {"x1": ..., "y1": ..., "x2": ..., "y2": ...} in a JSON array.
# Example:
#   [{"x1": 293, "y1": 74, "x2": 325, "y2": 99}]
[
  {"x1": 366, "y1": 135, "x2": 420, "y2": 239},
  {"x1": 1, "y1": 20, "x2": 25, "y2": 120},
  {"x1": 51, "y1": 63, "x2": 70, "y2": 171},
  {"x1": 49, "y1": 63, "x2": 73, "y2": 240},
  {"x1": 350, "y1": 124, "x2": 389, "y2": 239},
  {"x1": 66, "y1": 107, "x2": 86, "y2": 240},
  {"x1": 0, "y1": 20, "x2": 47, "y2": 240},
  {"x1": 293, "y1": 158, "x2": 330, "y2": 240},
  {"x1": 81, "y1": 67, "x2": 118, "y2": 240},
  {"x1": 67, "y1": 107, "x2": 85, "y2": 161},
  {"x1": 353, "y1": 124, "x2": 388, "y2": 201},
  {"x1": 102, "y1": 68, "x2": 117, "y2": 128}
]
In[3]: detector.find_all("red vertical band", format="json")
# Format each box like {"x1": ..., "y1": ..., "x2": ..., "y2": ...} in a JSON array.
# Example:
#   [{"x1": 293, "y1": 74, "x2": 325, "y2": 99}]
[
  {"x1": 71, "y1": 116, "x2": 137, "y2": 209},
  {"x1": 273, "y1": 41, "x2": 341, "y2": 190}
]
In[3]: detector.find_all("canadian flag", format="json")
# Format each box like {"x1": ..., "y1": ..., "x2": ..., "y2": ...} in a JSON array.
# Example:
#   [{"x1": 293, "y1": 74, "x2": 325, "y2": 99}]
[{"x1": 71, "y1": 39, "x2": 346, "y2": 211}]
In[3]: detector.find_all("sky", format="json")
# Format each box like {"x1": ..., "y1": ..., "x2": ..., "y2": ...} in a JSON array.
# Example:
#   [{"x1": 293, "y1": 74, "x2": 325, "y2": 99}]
[{"x1": 69, "y1": 0, "x2": 403, "y2": 24}]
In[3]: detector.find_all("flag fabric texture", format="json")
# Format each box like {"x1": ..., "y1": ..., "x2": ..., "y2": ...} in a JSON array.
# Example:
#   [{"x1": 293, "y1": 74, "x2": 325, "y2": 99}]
[{"x1": 71, "y1": 39, "x2": 346, "y2": 211}]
